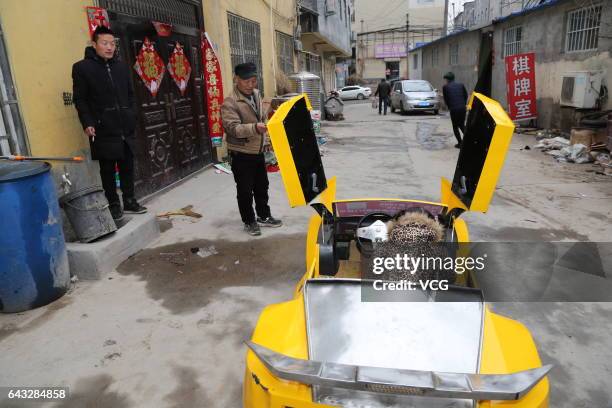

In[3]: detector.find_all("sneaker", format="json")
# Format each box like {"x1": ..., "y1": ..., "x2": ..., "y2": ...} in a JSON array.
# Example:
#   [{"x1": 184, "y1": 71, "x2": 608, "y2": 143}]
[
  {"x1": 257, "y1": 216, "x2": 283, "y2": 228},
  {"x1": 123, "y1": 198, "x2": 147, "y2": 214},
  {"x1": 109, "y1": 203, "x2": 124, "y2": 221},
  {"x1": 244, "y1": 222, "x2": 261, "y2": 236}
]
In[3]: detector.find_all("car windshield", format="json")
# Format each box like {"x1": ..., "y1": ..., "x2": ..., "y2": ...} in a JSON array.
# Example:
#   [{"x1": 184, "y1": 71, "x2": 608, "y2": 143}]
[{"x1": 404, "y1": 82, "x2": 433, "y2": 92}]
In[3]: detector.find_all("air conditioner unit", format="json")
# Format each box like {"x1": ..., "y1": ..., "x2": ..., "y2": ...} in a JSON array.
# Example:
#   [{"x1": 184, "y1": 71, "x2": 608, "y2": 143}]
[
  {"x1": 560, "y1": 71, "x2": 604, "y2": 109},
  {"x1": 294, "y1": 39, "x2": 303, "y2": 51}
]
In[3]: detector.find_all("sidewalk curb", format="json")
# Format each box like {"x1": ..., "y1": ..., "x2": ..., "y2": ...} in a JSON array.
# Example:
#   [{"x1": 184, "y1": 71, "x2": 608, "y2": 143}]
[{"x1": 66, "y1": 213, "x2": 160, "y2": 280}]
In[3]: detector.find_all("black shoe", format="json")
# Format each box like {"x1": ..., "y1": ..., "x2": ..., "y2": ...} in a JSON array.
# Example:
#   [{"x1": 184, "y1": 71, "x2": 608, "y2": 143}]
[
  {"x1": 257, "y1": 216, "x2": 283, "y2": 228},
  {"x1": 244, "y1": 222, "x2": 261, "y2": 236},
  {"x1": 123, "y1": 198, "x2": 147, "y2": 214},
  {"x1": 109, "y1": 203, "x2": 124, "y2": 220},
  {"x1": 454, "y1": 143, "x2": 461, "y2": 149}
]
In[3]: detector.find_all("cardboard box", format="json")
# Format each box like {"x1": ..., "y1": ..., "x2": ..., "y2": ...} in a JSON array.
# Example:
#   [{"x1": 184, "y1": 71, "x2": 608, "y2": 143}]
[{"x1": 570, "y1": 128, "x2": 608, "y2": 151}]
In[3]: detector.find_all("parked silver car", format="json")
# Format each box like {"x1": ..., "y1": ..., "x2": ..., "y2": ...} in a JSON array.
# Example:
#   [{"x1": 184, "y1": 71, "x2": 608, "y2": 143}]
[{"x1": 390, "y1": 80, "x2": 440, "y2": 114}]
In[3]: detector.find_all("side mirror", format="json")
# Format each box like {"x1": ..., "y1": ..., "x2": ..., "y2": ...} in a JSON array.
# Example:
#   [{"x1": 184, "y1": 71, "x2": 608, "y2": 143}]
[{"x1": 434, "y1": 88, "x2": 438, "y2": 93}]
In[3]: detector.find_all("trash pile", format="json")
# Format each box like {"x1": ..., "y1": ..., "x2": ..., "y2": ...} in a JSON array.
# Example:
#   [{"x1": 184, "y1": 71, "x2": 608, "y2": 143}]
[{"x1": 534, "y1": 137, "x2": 591, "y2": 163}]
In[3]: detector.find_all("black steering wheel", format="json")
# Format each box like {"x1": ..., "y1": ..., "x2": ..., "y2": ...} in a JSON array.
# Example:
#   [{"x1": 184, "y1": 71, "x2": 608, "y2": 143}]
[{"x1": 355, "y1": 211, "x2": 393, "y2": 253}]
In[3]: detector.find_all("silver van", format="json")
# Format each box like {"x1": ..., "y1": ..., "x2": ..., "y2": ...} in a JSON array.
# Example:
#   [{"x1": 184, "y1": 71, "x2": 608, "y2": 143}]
[{"x1": 390, "y1": 80, "x2": 440, "y2": 114}]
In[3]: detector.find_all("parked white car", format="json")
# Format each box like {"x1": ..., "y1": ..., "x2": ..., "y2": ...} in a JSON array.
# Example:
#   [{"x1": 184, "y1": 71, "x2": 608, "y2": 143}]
[
  {"x1": 337, "y1": 85, "x2": 372, "y2": 100},
  {"x1": 390, "y1": 80, "x2": 440, "y2": 114}
]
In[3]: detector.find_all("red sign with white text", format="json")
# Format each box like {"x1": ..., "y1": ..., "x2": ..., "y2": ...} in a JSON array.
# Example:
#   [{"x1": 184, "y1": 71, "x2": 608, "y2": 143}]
[
  {"x1": 505, "y1": 52, "x2": 537, "y2": 121},
  {"x1": 201, "y1": 32, "x2": 224, "y2": 147}
]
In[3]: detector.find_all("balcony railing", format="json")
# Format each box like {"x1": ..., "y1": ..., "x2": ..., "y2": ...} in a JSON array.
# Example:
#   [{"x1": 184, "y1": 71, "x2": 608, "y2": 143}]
[{"x1": 298, "y1": 0, "x2": 318, "y2": 15}]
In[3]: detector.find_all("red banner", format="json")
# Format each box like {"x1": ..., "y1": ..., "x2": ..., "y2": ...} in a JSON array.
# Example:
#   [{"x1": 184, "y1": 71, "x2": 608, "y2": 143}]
[
  {"x1": 86, "y1": 7, "x2": 110, "y2": 39},
  {"x1": 201, "y1": 32, "x2": 224, "y2": 147},
  {"x1": 505, "y1": 52, "x2": 537, "y2": 121}
]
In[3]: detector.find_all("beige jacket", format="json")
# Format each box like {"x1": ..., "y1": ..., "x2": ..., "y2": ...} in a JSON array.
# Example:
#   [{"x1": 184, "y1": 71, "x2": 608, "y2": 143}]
[{"x1": 221, "y1": 87, "x2": 268, "y2": 155}]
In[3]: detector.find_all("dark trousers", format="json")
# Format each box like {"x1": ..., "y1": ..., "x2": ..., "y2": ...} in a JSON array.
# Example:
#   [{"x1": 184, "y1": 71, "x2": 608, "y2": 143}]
[
  {"x1": 449, "y1": 108, "x2": 466, "y2": 143},
  {"x1": 230, "y1": 151, "x2": 271, "y2": 224},
  {"x1": 99, "y1": 142, "x2": 135, "y2": 206},
  {"x1": 378, "y1": 96, "x2": 389, "y2": 115}
]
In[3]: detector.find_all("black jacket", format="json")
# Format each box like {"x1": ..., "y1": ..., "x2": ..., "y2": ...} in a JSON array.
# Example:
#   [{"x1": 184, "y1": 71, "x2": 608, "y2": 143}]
[
  {"x1": 72, "y1": 47, "x2": 137, "y2": 160},
  {"x1": 375, "y1": 81, "x2": 391, "y2": 98},
  {"x1": 442, "y1": 80, "x2": 468, "y2": 111}
]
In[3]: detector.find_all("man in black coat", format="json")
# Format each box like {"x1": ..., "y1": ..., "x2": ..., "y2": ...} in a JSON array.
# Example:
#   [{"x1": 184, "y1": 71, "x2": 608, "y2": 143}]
[
  {"x1": 72, "y1": 25, "x2": 146, "y2": 220},
  {"x1": 374, "y1": 78, "x2": 391, "y2": 115},
  {"x1": 442, "y1": 72, "x2": 468, "y2": 148}
]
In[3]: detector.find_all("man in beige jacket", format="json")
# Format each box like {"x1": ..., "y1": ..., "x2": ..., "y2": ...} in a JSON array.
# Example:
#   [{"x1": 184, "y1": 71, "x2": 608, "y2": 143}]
[{"x1": 221, "y1": 62, "x2": 282, "y2": 236}]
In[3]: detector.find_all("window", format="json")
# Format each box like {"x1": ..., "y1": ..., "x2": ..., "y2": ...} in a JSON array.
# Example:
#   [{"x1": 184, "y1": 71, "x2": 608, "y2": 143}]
[
  {"x1": 504, "y1": 26, "x2": 522, "y2": 57},
  {"x1": 276, "y1": 31, "x2": 294, "y2": 74},
  {"x1": 565, "y1": 4, "x2": 602, "y2": 52},
  {"x1": 449, "y1": 43, "x2": 458, "y2": 65},
  {"x1": 413, "y1": 53, "x2": 419, "y2": 69},
  {"x1": 228, "y1": 13, "x2": 264, "y2": 93},
  {"x1": 298, "y1": 51, "x2": 321, "y2": 77},
  {"x1": 394, "y1": 82, "x2": 402, "y2": 92},
  {"x1": 432, "y1": 46, "x2": 439, "y2": 66}
]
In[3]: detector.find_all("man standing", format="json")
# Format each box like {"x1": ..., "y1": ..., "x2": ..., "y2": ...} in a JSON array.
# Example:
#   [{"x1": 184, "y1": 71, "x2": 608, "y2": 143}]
[
  {"x1": 374, "y1": 78, "x2": 391, "y2": 115},
  {"x1": 221, "y1": 62, "x2": 282, "y2": 236},
  {"x1": 72, "y1": 25, "x2": 146, "y2": 220},
  {"x1": 442, "y1": 72, "x2": 468, "y2": 148}
]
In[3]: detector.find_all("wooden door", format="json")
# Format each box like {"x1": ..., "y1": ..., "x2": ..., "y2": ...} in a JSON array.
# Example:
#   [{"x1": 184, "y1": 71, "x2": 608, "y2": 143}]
[{"x1": 114, "y1": 19, "x2": 211, "y2": 198}]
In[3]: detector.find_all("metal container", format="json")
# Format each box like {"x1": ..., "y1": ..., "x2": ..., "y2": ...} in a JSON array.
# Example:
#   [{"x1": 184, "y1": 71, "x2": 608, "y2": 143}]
[
  {"x1": 0, "y1": 161, "x2": 70, "y2": 313},
  {"x1": 60, "y1": 186, "x2": 116, "y2": 243},
  {"x1": 288, "y1": 71, "x2": 322, "y2": 111}
]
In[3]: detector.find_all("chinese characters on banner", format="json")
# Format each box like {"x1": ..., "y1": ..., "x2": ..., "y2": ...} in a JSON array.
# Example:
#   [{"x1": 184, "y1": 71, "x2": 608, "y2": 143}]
[
  {"x1": 85, "y1": 7, "x2": 110, "y2": 39},
  {"x1": 201, "y1": 32, "x2": 224, "y2": 147},
  {"x1": 505, "y1": 52, "x2": 537, "y2": 121}
]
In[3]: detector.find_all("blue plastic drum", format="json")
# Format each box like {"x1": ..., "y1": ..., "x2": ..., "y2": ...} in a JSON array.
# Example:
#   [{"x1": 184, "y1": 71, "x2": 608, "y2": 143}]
[{"x1": 0, "y1": 161, "x2": 70, "y2": 313}]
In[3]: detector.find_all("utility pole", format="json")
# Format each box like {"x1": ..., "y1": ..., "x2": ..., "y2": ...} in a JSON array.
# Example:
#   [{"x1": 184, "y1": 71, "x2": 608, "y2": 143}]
[
  {"x1": 405, "y1": 13, "x2": 409, "y2": 79},
  {"x1": 443, "y1": 0, "x2": 449, "y2": 35}
]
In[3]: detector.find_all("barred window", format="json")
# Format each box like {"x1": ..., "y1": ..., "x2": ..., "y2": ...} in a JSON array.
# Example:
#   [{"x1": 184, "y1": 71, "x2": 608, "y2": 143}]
[
  {"x1": 449, "y1": 43, "x2": 458, "y2": 65},
  {"x1": 228, "y1": 13, "x2": 264, "y2": 94},
  {"x1": 565, "y1": 4, "x2": 602, "y2": 52},
  {"x1": 276, "y1": 31, "x2": 295, "y2": 74},
  {"x1": 298, "y1": 51, "x2": 321, "y2": 77},
  {"x1": 503, "y1": 26, "x2": 522, "y2": 57}
]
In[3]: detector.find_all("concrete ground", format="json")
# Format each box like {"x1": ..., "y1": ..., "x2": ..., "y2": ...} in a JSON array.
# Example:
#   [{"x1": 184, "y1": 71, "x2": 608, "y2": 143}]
[{"x1": 1, "y1": 100, "x2": 611, "y2": 408}]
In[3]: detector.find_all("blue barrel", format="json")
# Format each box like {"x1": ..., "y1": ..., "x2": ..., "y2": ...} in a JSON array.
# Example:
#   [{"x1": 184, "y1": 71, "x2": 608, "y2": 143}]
[{"x1": 0, "y1": 161, "x2": 70, "y2": 313}]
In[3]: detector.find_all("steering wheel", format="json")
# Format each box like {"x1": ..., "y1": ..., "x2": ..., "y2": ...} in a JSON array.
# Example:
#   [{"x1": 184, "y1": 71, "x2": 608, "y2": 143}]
[{"x1": 355, "y1": 211, "x2": 393, "y2": 253}]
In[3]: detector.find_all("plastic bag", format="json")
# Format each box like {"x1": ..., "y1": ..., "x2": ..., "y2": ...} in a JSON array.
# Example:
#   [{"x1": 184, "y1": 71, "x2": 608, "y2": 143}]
[{"x1": 371, "y1": 98, "x2": 378, "y2": 109}]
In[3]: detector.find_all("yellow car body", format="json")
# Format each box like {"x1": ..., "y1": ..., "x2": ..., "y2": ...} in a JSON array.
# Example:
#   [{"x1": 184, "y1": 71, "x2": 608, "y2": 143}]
[{"x1": 244, "y1": 93, "x2": 550, "y2": 408}]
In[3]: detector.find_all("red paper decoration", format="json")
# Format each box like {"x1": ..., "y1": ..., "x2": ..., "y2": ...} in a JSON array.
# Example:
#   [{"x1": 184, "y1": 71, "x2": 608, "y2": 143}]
[
  {"x1": 86, "y1": 7, "x2": 110, "y2": 39},
  {"x1": 201, "y1": 33, "x2": 224, "y2": 146},
  {"x1": 167, "y1": 42, "x2": 192, "y2": 96},
  {"x1": 133, "y1": 37, "x2": 165, "y2": 97}
]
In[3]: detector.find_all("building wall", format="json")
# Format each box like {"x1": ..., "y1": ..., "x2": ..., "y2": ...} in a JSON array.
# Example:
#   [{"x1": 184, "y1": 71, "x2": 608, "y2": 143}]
[
  {"x1": 416, "y1": 0, "x2": 612, "y2": 127},
  {"x1": 353, "y1": 0, "x2": 445, "y2": 80},
  {"x1": 315, "y1": 0, "x2": 352, "y2": 55},
  {"x1": 416, "y1": 29, "x2": 481, "y2": 101},
  {"x1": 0, "y1": 0, "x2": 101, "y2": 190},
  {"x1": 491, "y1": 0, "x2": 612, "y2": 128},
  {"x1": 354, "y1": 0, "x2": 445, "y2": 33},
  {"x1": 203, "y1": 0, "x2": 297, "y2": 99}
]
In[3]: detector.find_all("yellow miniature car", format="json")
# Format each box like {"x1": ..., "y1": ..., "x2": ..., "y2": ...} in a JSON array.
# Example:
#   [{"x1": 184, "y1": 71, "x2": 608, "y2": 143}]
[{"x1": 244, "y1": 93, "x2": 551, "y2": 408}]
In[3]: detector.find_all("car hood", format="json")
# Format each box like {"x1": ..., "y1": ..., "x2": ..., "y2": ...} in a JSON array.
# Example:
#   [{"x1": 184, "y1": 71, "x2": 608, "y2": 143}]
[
  {"x1": 304, "y1": 279, "x2": 484, "y2": 407},
  {"x1": 404, "y1": 91, "x2": 437, "y2": 99}
]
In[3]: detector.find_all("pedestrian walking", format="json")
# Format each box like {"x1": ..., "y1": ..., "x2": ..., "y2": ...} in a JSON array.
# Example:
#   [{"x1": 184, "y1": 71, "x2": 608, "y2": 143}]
[
  {"x1": 72, "y1": 25, "x2": 147, "y2": 220},
  {"x1": 374, "y1": 78, "x2": 391, "y2": 115},
  {"x1": 221, "y1": 62, "x2": 282, "y2": 236},
  {"x1": 442, "y1": 72, "x2": 468, "y2": 148}
]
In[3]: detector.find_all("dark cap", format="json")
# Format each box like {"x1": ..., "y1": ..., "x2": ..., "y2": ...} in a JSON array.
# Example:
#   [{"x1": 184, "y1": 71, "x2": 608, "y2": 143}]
[
  {"x1": 234, "y1": 62, "x2": 257, "y2": 79},
  {"x1": 443, "y1": 71, "x2": 455, "y2": 80}
]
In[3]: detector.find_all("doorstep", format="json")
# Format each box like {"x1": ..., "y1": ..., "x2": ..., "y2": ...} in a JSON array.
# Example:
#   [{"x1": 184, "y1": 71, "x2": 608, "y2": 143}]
[{"x1": 66, "y1": 213, "x2": 160, "y2": 280}]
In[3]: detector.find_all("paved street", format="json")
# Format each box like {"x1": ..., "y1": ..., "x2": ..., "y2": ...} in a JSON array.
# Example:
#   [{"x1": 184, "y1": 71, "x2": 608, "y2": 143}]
[{"x1": 1, "y1": 101, "x2": 612, "y2": 407}]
